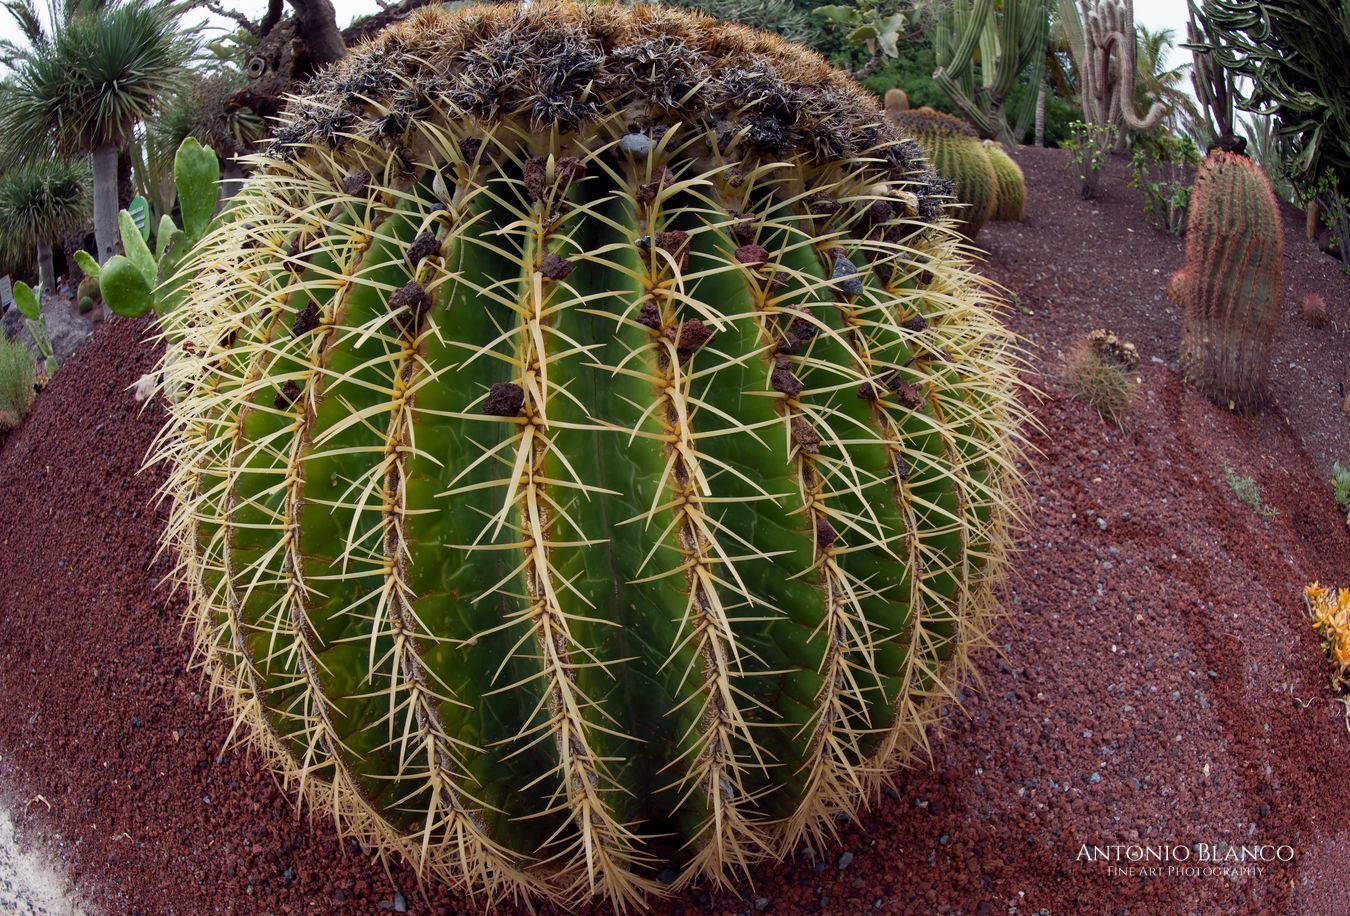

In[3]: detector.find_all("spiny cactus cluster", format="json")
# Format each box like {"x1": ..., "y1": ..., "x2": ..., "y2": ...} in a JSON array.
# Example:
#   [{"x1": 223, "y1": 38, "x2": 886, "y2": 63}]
[
  {"x1": 984, "y1": 141, "x2": 1026, "y2": 221},
  {"x1": 1176, "y1": 150, "x2": 1283, "y2": 411},
  {"x1": 888, "y1": 107, "x2": 996, "y2": 239},
  {"x1": 1301, "y1": 292, "x2": 1327, "y2": 328},
  {"x1": 154, "y1": 3, "x2": 1027, "y2": 909},
  {"x1": 1062, "y1": 327, "x2": 1138, "y2": 425}
]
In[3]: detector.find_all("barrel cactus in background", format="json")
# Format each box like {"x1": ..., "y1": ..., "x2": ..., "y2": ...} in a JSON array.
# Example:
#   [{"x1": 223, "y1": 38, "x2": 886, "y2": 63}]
[
  {"x1": 884, "y1": 87, "x2": 910, "y2": 117},
  {"x1": 888, "y1": 107, "x2": 996, "y2": 239},
  {"x1": 984, "y1": 141, "x2": 1026, "y2": 221},
  {"x1": 153, "y1": 3, "x2": 1027, "y2": 908},
  {"x1": 1176, "y1": 149, "x2": 1283, "y2": 411}
]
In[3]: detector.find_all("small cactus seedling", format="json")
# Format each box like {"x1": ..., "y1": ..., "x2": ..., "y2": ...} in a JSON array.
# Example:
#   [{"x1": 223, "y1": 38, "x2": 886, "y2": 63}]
[
  {"x1": 1301, "y1": 292, "x2": 1327, "y2": 328},
  {"x1": 1177, "y1": 150, "x2": 1283, "y2": 411},
  {"x1": 984, "y1": 141, "x2": 1026, "y2": 221},
  {"x1": 889, "y1": 107, "x2": 996, "y2": 239},
  {"x1": 154, "y1": 3, "x2": 1028, "y2": 909},
  {"x1": 79, "y1": 138, "x2": 222, "y2": 318}
]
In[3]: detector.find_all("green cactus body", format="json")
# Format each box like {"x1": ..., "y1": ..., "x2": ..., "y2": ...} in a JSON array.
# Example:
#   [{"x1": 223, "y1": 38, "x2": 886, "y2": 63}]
[
  {"x1": 889, "y1": 108, "x2": 997, "y2": 239},
  {"x1": 1178, "y1": 150, "x2": 1283, "y2": 411},
  {"x1": 984, "y1": 142, "x2": 1026, "y2": 221},
  {"x1": 155, "y1": 3, "x2": 1026, "y2": 908}
]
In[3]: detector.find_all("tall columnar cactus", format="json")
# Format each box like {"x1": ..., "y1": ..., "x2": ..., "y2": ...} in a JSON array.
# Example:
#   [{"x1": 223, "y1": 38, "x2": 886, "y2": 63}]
[
  {"x1": 889, "y1": 108, "x2": 997, "y2": 239},
  {"x1": 154, "y1": 3, "x2": 1027, "y2": 908},
  {"x1": 984, "y1": 141, "x2": 1026, "y2": 221},
  {"x1": 1176, "y1": 150, "x2": 1283, "y2": 411},
  {"x1": 1058, "y1": 0, "x2": 1164, "y2": 195},
  {"x1": 932, "y1": 0, "x2": 1049, "y2": 142}
]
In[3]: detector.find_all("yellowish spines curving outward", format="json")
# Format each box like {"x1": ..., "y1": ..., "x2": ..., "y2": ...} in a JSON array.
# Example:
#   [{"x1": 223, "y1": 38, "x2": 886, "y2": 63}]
[{"x1": 151, "y1": 2, "x2": 1029, "y2": 909}]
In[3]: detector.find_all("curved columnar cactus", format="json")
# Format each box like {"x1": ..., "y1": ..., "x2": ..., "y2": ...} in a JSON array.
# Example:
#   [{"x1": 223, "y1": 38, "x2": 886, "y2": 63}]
[
  {"x1": 1177, "y1": 150, "x2": 1283, "y2": 411},
  {"x1": 155, "y1": 3, "x2": 1027, "y2": 909},
  {"x1": 889, "y1": 107, "x2": 996, "y2": 239},
  {"x1": 984, "y1": 142, "x2": 1026, "y2": 221}
]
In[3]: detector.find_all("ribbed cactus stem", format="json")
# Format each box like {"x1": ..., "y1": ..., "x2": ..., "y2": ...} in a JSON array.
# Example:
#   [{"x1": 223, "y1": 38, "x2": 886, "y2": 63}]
[
  {"x1": 931, "y1": 0, "x2": 1048, "y2": 142},
  {"x1": 152, "y1": 3, "x2": 1028, "y2": 909},
  {"x1": 1178, "y1": 150, "x2": 1283, "y2": 411},
  {"x1": 984, "y1": 141, "x2": 1026, "y2": 221}
]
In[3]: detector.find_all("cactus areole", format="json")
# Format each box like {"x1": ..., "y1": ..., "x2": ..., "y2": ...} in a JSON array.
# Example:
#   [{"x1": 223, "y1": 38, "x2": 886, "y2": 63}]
[{"x1": 156, "y1": 3, "x2": 1026, "y2": 908}]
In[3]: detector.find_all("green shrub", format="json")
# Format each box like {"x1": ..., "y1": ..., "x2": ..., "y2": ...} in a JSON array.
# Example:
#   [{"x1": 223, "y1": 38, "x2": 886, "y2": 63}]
[
  {"x1": 1127, "y1": 133, "x2": 1201, "y2": 235},
  {"x1": 0, "y1": 336, "x2": 36, "y2": 430},
  {"x1": 1332, "y1": 461, "x2": 1350, "y2": 527},
  {"x1": 1224, "y1": 466, "x2": 1278, "y2": 518}
]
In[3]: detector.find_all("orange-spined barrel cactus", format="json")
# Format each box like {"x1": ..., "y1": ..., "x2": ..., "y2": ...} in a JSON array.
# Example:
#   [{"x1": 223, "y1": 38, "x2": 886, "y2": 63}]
[
  {"x1": 1177, "y1": 150, "x2": 1283, "y2": 411},
  {"x1": 154, "y1": 2, "x2": 1026, "y2": 908},
  {"x1": 887, "y1": 107, "x2": 996, "y2": 239}
]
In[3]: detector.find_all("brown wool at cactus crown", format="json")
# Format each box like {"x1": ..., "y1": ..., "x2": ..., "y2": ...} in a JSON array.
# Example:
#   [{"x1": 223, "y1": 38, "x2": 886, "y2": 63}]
[{"x1": 0, "y1": 0, "x2": 1345, "y2": 913}]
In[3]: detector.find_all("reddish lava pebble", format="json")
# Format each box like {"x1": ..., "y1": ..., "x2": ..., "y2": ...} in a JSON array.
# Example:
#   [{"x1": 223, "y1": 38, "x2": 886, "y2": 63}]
[{"x1": 0, "y1": 146, "x2": 1347, "y2": 915}]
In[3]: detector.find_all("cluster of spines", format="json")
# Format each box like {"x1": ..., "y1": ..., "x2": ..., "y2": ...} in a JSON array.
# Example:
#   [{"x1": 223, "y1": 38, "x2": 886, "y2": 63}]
[{"x1": 151, "y1": 10, "x2": 1028, "y2": 909}]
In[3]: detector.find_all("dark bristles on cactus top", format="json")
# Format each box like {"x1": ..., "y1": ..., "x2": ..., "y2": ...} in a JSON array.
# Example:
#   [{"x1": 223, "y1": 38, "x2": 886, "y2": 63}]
[
  {"x1": 887, "y1": 107, "x2": 996, "y2": 239},
  {"x1": 984, "y1": 141, "x2": 1025, "y2": 222},
  {"x1": 152, "y1": 2, "x2": 1027, "y2": 908},
  {"x1": 1177, "y1": 150, "x2": 1283, "y2": 412}
]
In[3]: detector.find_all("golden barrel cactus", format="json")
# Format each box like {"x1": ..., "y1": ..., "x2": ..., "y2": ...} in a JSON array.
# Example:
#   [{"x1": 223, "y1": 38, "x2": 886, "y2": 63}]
[
  {"x1": 155, "y1": 2, "x2": 1027, "y2": 908},
  {"x1": 984, "y1": 141, "x2": 1026, "y2": 221},
  {"x1": 887, "y1": 107, "x2": 997, "y2": 239}
]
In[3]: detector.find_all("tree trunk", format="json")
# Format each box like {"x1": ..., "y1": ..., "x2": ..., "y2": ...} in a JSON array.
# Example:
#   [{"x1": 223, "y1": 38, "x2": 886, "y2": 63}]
[
  {"x1": 1034, "y1": 77, "x2": 1046, "y2": 147},
  {"x1": 220, "y1": 160, "x2": 245, "y2": 204},
  {"x1": 288, "y1": 0, "x2": 346, "y2": 68},
  {"x1": 36, "y1": 243, "x2": 55, "y2": 294},
  {"x1": 91, "y1": 143, "x2": 120, "y2": 319}
]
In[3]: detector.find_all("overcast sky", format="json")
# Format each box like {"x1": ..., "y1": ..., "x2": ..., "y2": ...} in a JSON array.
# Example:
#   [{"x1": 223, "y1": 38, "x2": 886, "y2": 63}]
[{"x1": 12, "y1": 0, "x2": 1201, "y2": 80}]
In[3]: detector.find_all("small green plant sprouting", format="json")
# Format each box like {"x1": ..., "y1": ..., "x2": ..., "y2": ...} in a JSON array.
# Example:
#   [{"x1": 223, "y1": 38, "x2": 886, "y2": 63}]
[
  {"x1": 0, "y1": 333, "x2": 36, "y2": 430},
  {"x1": 1065, "y1": 120, "x2": 1112, "y2": 200},
  {"x1": 1224, "y1": 465, "x2": 1278, "y2": 518},
  {"x1": 1128, "y1": 133, "x2": 1201, "y2": 235},
  {"x1": 1332, "y1": 461, "x2": 1350, "y2": 527},
  {"x1": 12, "y1": 281, "x2": 57, "y2": 376}
]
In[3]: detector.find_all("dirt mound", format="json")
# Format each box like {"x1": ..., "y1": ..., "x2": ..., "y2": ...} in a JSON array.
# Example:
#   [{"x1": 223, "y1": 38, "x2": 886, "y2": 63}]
[{"x1": 0, "y1": 147, "x2": 1347, "y2": 915}]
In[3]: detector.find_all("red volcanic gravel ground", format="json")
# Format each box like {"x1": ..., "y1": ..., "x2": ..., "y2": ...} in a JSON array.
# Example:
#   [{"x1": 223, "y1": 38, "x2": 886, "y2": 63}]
[{"x1": 0, "y1": 148, "x2": 1348, "y2": 915}]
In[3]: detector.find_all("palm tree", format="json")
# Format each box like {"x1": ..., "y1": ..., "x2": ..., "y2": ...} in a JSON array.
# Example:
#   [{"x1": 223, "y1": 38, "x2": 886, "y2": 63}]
[
  {"x1": 1133, "y1": 25, "x2": 1201, "y2": 140},
  {"x1": 0, "y1": 0, "x2": 193, "y2": 272},
  {"x1": 0, "y1": 157, "x2": 90, "y2": 290}
]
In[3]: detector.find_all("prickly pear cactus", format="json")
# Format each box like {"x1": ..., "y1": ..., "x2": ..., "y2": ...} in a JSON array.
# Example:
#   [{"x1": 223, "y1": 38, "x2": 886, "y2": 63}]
[
  {"x1": 1177, "y1": 150, "x2": 1283, "y2": 411},
  {"x1": 888, "y1": 107, "x2": 996, "y2": 238},
  {"x1": 984, "y1": 141, "x2": 1025, "y2": 221},
  {"x1": 155, "y1": 3, "x2": 1026, "y2": 908}
]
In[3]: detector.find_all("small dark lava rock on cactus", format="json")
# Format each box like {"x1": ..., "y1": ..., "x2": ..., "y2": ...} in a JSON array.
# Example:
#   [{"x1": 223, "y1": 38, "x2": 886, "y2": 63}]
[{"x1": 155, "y1": 2, "x2": 1028, "y2": 909}]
